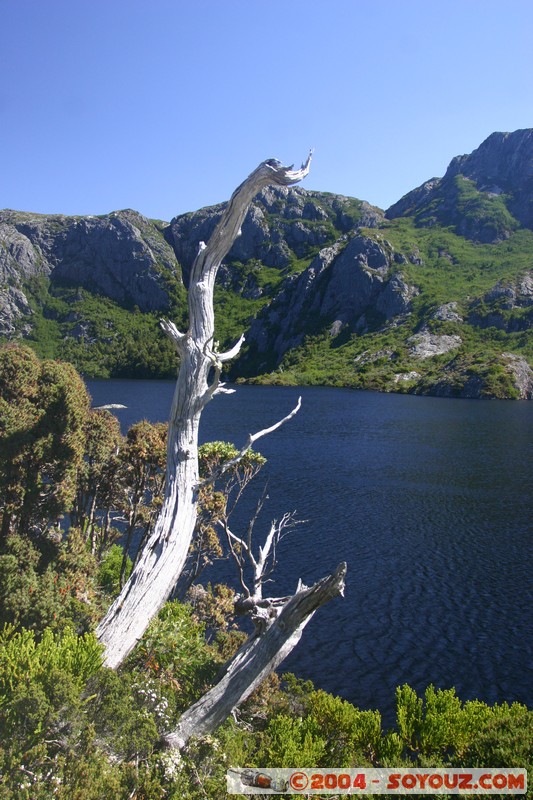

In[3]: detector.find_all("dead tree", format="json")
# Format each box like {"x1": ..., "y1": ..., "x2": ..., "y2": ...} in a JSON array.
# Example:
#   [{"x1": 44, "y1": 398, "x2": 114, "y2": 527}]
[
  {"x1": 162, "y1": 425, "x2": 346, "y2": 747},
  {"x1": 96, "y1": 155, "x2": 314, "y2": 668},
  {"x1": 166, "y1": 562, "x2": 346, "y2": 749},
  {"x1": 96, "y1": 153, "x2": 346, "y2": 749}
]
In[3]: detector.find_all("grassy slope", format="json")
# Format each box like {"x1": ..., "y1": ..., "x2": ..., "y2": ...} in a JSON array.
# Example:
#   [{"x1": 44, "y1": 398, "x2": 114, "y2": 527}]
[
  {"x1": 246, "y1": 217, "x2": 533, "y2": 398},
  {"x1": 5, "y1": 187, "x2": 532, "y2": 395}
]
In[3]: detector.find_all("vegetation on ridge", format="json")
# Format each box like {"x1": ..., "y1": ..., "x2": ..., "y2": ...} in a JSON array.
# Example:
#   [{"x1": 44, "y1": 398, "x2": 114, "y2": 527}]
[
  {"x1": 0, "y1": 345, "x2": 531, "y2": 797},
  {"x1": 3, "y1": 186, "x2": 529, "y2": 398},
  {"x1": 2, "y1": 149, "x2": 532, "y2": 397},
  {"x1": 246, "y1": 218, "x2": 532, "y2": 397}
]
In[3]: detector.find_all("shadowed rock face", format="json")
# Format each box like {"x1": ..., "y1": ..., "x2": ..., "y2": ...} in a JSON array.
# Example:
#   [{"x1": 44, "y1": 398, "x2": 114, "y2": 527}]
[
  {"x1": 0, "y1": 209, "x2": 180, "y2": 312},
  {"x1": 387, "y1": 129, "x2": 533, "y2": 241},
  {"x1": 169, "y1": 185, "x2": 383, "y2": 284},
  {"x1": 237, "y1": 234, "x2": 419, "y2": 373}
]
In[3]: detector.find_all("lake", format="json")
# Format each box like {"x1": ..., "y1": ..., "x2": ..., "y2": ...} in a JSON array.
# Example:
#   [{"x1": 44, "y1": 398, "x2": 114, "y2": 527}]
[{"x1": 87, "y1": 379, "x2": 533, "y2": 726}]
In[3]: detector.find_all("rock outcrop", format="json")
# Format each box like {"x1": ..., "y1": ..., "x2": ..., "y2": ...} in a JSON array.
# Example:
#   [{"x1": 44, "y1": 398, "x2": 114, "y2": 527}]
[
  {"x1": 503, "y1": 353, "x2": 533, "y2": 399},
  {"x1": 0, "y1": 217, "x2": 45, "y2": 283},
  {"x1": 407, "y1": 331, "x2": 462, "y2": 359},
  {"x1": 426, "y1": 352, "x2": 533, "y2": 400},
  {"x1": 0, "y1": 209, "x2": 181, "y2": 312},
  {"x1": 432, "y1": 302, "x2": 463, "y2": 323},
  {"x1": 468, "y1": 271, "x2": 533, "y2": 332},
  {"x1": 238, "y1": 234, "x2": 418, "y2": 373},
  {"x1": 387, "y1": 129, "x2": 533, "y2": 242},
  {"x1": 0, "y1": 286, "x2": 32, "y2": 335},
  {"x1": 445, "y1": 130, "x2": 533, "y2": 229},
  {"x1": 169, "y1": 186, "x2": 383, "y2": 282}
]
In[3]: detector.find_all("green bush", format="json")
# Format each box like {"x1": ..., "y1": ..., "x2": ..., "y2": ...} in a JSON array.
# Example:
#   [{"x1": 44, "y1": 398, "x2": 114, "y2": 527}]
[
  {"x1": 98, "y1": 544, "x2": 132, "y2": 595},
  {"x1": 262, "y1": 713, "x2": 328, "y2": 767},
  {"x1": 395, "y1": 684, "x2": 530, "y2": 762},
  {"x1": 86, "y1": 668, "x2": 161, "y2": 761},
  {"x1": 126, "y1": 600, "x2": 221, "y2": 710},
  {"x1": 0, "y1": 530, "x2": 99, "y2": 633},
  {"x1": 0, "y1": 624, "x2": 102, "y2": 755},
  {"x1": 305, "y1": 690, "x2": 381, "y2": 766},
  {"x1": 455, "y1": 707, "x2": 532, "y2": 768}
]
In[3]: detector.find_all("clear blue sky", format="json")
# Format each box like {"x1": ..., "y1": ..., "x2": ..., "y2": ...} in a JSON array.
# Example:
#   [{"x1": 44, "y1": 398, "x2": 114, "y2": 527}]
[{"x1": 1, "y1": 0, "x2": 532, "y2": 221}]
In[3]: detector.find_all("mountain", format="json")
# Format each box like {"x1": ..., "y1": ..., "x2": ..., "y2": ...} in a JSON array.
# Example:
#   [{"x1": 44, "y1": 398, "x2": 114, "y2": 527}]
[
  {"x1": 0, "y1": 208, "x2": 187, "y2": 376},
  {"x1": 1, "y1": 130, "x2": 532, "y2": 397},
  {"x1": 387, "y1": 129, "x2": 533, "y2": 241}
]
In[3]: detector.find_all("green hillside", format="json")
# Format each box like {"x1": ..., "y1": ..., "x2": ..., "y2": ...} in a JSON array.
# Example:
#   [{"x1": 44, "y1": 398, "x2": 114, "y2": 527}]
[
  {"x1": 246, "y1": 218, "x2": 532, "y2": 398},
  {"x1": 1, "y1": 129, "x2": 532, "y2": 397}
]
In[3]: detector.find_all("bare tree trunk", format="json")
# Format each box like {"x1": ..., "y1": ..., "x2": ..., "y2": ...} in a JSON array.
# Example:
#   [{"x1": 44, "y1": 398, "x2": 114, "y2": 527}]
[
  {"x1": 96, "y1": 155, "x2": 312, "y2": 669},
  {"x1": 87, "y1": 492, "x2": 98, "y2": 554},
  {"x1": 165, "y1": 562, "x2": 346, "y2": 749}
]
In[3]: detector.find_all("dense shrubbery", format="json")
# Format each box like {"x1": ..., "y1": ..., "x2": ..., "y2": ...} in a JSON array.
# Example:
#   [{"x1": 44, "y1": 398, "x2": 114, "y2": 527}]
[
  {"x1": 242, "y1": 220, "x2": 533, "y2": 395},
  {"x1": 1, "y1": 611, "x2": 531, "y2": 798},
  {"x1": 0, "y1": 345, "x2": 531, "y2": 797}
]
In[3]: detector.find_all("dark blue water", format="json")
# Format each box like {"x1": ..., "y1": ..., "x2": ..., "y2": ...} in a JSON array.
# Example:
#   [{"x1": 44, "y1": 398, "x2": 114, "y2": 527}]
[{"x1": 87, "y1": 379, "x2": 533, "y2": 725}]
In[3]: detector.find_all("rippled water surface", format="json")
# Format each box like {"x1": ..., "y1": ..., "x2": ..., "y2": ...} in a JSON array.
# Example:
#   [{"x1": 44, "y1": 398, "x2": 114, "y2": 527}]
[{"x1": 87, "y1": 380, "x2": 533, "y2": 724}]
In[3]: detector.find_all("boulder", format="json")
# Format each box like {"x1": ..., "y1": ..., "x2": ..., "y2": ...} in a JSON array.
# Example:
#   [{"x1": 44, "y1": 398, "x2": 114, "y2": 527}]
[
  {"x1": 408, "y1": 331, "x2": 462, "y2": 359},
  {"x1": 503, "y1": 353, "x2": 533, "y2": 399}
]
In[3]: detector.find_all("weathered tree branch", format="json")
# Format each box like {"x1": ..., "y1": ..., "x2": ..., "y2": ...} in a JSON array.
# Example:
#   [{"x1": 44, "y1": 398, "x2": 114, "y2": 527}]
[
  {"x1": 223, "y1": 507, "x2": 302, "y2": 609},
  {"x1": 254, "y1": 511, "x2": 302, "y2": 597},
  {"x1": 160, "y1": 319, "x2": 187, "y2": 352},
  {"x1": 218, "y1": 333, "x2": 246, "y2": 363},
  {"x1": 96, "y1": 155, "x2": 311, "y2": 669},
  {"x1": 164, "y1": 561, "x2": 347, "y2": 749},
  {"x1": 200, "y1": 397, "x2": 302, "y2": 488}
]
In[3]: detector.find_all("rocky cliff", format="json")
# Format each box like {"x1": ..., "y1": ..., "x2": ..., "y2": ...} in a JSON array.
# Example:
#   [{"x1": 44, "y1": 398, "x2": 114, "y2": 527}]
[
  {"x1": 238, "y1": 234, "x2": 419, "y2": 375},
  {"x1": 1, "y1": 129, "x2": 532, "y2": 398},
  {"x1": 387, "y1": 129, "x2": 533, "y2": 242},
  {"x1": 0, "y1": 208, "x2": 180, "y2": 314},
  {"x1": 169, "y1": 186, "x2": 382, "y2": 281}
]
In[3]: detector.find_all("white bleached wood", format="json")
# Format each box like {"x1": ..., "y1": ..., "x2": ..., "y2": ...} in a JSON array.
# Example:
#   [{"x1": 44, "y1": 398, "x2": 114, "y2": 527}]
[
  {"x1": 201, "y1": 397, "x2": 302, "y2": 489},
  {"x1": 217, "y1": 333, "x2": 246, "y2": 363},
  {"x1": 160, "y1": 319, "x2": 186, "y2": 350},
  {"x1": 96, "y1": 155, "x2": 312, "y2": 669},
  {"x1": 213, "y1": 383, "x2": 236, "y2": 395},
  {"x1": 164, "y1": 561, "x2": 347, "y2": 749},
  {"x1": 223, "y1": 509, "x2": 301, "y2": 606}
]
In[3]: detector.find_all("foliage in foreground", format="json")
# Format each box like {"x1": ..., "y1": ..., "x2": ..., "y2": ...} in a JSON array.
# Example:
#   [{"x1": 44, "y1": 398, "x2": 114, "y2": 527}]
[
  {"x1": 0, "y1": 346, "x2": 530, "y2": 797},
  {"x1": 0, "y1": 609, "x2": 531, "y2": 799}
]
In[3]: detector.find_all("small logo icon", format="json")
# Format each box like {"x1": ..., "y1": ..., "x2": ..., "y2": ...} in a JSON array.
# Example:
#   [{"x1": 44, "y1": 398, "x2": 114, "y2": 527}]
[
  {"x1": 239, "y1": 769, "x2": 289, "y2": 792},
  {"x1": 290, "y1": 771, "x2": 309, "y2": 791}
]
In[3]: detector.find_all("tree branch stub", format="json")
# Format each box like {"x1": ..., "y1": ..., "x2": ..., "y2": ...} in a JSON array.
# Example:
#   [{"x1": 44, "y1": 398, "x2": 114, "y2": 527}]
[
  {"x1": 200, "y1": 397, "x2": 302, "y2": 489},
  {"x1": 165, "y1": 560, "x2": 346, "y2": 749}
]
